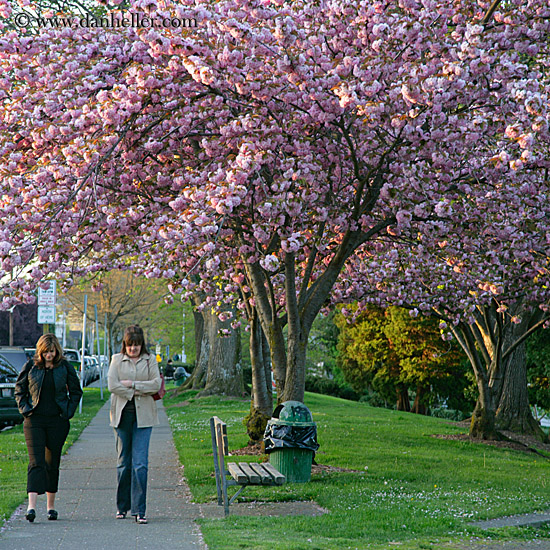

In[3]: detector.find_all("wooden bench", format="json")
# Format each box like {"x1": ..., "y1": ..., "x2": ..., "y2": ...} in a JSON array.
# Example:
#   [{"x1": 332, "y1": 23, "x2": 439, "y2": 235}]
[{"x1": 210, "y1": 416, "x2": 285, "y2": 516}]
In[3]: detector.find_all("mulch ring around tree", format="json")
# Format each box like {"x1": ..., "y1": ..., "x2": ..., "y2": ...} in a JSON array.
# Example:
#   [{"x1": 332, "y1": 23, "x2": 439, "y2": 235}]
[{"x1": 432, "y1": 430, "x2": 550, "y2": 459}]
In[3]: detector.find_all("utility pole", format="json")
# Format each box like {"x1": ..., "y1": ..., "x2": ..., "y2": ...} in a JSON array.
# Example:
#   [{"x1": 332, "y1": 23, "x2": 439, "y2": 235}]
[{"x1": 8, "y1": 306, "x2": 14, "y2": 345}]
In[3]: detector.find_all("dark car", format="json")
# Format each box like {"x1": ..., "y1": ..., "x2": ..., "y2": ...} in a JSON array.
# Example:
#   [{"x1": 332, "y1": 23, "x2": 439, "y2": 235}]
[
  {"x1": 0, "y1": 355, "x2": 23, "y2": 429},
  {"x1": 0, "y1": 346, "x2": 29, "y2": 373}
]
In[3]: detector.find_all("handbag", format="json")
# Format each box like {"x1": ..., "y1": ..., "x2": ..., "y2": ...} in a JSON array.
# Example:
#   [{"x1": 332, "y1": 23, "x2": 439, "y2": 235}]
[{"x1": 152, "y1": 373, "x2": 166, "y2": 401}]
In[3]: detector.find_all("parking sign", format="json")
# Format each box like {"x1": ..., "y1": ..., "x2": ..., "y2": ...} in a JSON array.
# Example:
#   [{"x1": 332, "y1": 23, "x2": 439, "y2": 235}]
[
  {"x1": 38, "y1": 280, "x2": 56, "y2": 306},
  {"x1": 38, "y1": 306, "x2": 56, "y2": 324}
]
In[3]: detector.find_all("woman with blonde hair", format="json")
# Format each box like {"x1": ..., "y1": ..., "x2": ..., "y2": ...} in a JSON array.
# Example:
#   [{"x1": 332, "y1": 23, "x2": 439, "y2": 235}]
[
  {"x1": 108, "y1": 325, "x2": 161, "y2": 524},
  {"x1": 15, "y1": 333, "x2": 83, "y2": 522}
]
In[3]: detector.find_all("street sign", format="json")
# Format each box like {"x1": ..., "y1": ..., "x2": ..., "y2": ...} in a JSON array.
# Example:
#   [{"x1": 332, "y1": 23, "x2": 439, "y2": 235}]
[
  {"x1": 38, "y1": 306, "x2": 56, "y2": 324},
  {"x1": 38, "y1": 280, "x2": 56, "y2": 306}
]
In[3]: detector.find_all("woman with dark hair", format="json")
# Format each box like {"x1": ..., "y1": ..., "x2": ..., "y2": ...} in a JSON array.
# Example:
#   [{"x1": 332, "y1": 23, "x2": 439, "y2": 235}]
[
  {"x1": 15, "y1": 333, "x2": 83, "y2": 523},
  {"x1": 107, "y1": 325, "x2": 161, "y2": 524}
]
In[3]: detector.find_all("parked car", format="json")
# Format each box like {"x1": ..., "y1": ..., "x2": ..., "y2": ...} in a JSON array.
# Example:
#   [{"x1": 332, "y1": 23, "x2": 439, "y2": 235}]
[
  {"x1": 84, "y1": 356, "x2": 100, "y2": 384},
  {"x1": 0, "y1": 346, "x2": 29, "y2": 373},
  {"x1": 63, "y1": 348, "x2": 81, "y2": 363},
  {"x1": 0, "y1": 355, "x2": 23, "y2": 429},
  {"x1": 63, "y1": 348, "x2": 89, "y2": 386}
]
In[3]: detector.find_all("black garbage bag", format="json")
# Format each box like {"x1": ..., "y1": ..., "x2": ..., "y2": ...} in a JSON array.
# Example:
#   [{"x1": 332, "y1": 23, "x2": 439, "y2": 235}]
[{"x1": 264, "y1": 423, "x2": 320, "y2": 454}]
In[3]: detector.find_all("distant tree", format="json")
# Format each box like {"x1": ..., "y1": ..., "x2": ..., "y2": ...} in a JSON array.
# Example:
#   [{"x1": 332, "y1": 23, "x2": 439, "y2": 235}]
[
  {"x1": 336, "y1": 305, "x2": 407, "y2": 409},
  {"x1": 336, "y1": 305, "x2": 469, "y2": 414},
  {"x1": 0, "y1": 303, "x2": 42, "y2": 347},
  {"x1": 307, "y1": 310, "x2": 340, "y2": 376},
  {"x1": 64, "y1": 271, "x2": 176, "y2": 355},
  {"x1": 182, "y1": 292, "x2": 244, "y2": 398},
  {"x1": 527, "y1": 329, "x2": 550, "y2": 412}
]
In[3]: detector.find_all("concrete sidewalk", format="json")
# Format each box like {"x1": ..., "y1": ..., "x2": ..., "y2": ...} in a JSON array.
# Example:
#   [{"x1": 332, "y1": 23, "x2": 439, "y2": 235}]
[{"x1": 0, "y1": 401, "x2": 206, "y2": 550}]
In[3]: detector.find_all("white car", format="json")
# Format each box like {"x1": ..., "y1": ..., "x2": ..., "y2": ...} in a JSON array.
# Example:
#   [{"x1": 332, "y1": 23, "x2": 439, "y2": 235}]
[
  {"x1": 63, "y1": 348, "x2": 81, "y2": 363},
  {"x1": 84, "y1": 356, "x2": 100, "y2": 383}
]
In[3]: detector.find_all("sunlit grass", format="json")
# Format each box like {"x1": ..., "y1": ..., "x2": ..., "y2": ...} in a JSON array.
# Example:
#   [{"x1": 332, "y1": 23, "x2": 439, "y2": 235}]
[{"x1": 164, "y1": 390, "x2": 550, "y2": 550}]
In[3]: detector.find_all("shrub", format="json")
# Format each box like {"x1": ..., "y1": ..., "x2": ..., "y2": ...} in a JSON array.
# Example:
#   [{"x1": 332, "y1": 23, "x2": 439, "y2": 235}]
[
  {"x1": 358, "y1": 390, "x2": 393, "y2": 409},
  {"x1": 430, "y1": 407, "x2": 467, "y2": 421},
  {"x1": 305, "y1": 374, "x2": 359, "y2": 401}
]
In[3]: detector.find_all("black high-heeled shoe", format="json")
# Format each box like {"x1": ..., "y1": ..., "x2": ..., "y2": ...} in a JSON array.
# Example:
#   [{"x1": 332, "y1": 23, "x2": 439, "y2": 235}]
[
  {"x1": 47, "y1": 509, "x2": 58, "y2": 521},
  {"x1": 25, "y1": 509, "x2": 36, "y2": 522}
]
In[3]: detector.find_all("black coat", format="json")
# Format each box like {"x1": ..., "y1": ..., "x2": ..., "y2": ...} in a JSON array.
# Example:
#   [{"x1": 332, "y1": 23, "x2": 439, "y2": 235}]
[{"x1": 15, "y1": 359, "x2": 83, "y2": 419}]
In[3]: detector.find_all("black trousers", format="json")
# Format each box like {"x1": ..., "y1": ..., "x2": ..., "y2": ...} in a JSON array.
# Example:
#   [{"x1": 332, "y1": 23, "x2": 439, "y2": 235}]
[{"x1": 23, "y1": 414, "x2": 70, "y2": 494}]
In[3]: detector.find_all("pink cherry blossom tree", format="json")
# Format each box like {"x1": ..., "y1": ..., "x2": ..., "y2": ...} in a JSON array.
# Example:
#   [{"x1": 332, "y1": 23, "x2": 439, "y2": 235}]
[
  {"x1": 0, "y1": 0, "x2": 548, "y2": 431},
  {"x1": 339, "y1": 152, "x2": 550, "y2": 439}
]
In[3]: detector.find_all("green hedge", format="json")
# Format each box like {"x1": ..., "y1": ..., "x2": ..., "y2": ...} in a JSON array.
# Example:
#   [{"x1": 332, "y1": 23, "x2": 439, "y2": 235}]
[{"x1": 305, "y1": 374, "x2": 360, "y2": 401}]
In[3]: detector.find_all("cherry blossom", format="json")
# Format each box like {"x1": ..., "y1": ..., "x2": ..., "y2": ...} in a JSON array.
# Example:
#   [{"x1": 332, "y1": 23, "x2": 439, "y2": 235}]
[{"x1": 0, "y1": 0, "x2": 548, "y2": 406}]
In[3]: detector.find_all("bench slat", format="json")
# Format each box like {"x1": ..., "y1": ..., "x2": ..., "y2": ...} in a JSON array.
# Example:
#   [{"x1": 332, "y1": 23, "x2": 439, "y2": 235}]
[
  {"x1": 237, "y1": 462, "x2": 262, "y2": 484},
  {"x1": 227, "y1": 462, "x2": 249, "y2": 484},
  {"x1": 249, "y1": 463, "x2": 274, "y2": 484},
  {"x1": 262, "y1": 462, "x2": 286, "y2": 485}
]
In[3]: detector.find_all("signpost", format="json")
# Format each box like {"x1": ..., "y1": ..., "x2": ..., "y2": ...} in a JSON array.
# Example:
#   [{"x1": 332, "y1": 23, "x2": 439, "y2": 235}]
[
  {"x1": 37, "y1": 281, "x2": 56, "y2": 305},
  {"x1": 37, "y1": 281, "x2": 56, "y2": 329},
  {"x1": 37, "y1": 306, "x2": 56, "y2": 324},
  {"x1": 79, "y1": 295, "x2": 87, "y2": 414}
]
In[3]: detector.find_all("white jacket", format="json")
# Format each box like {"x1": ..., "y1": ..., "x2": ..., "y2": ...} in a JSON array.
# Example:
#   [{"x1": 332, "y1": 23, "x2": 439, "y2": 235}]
[{"x1": 108, "y1": 353, "x2": 161, "y2": 428}]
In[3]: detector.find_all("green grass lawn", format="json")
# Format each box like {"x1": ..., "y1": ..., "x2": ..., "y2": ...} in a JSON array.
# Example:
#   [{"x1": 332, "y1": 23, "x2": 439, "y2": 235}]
[
  {"x1": 3, "y1": 385, "x2": 549, "y2": 549},
  {"x1": 0, "y1": 388, "x2": 107, "y2": 522},
  {"x1": 164, "y1": 389, "x2": 550, "y2": 550}
]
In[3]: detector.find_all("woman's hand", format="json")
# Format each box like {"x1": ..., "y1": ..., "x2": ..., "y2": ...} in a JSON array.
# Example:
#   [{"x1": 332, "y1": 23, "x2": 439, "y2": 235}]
[{"x1": 120, "y1": 379, "x2": 134, "y2": 388}]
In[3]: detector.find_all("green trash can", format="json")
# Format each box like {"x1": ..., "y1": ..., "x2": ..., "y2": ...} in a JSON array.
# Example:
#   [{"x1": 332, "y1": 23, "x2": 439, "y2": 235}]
[
  {"x1": 264, "y1": 401, "x2": 319, "y2": 483},
  {"x1": 173, "y1": 366, "x2": 189, "y2": 387}
]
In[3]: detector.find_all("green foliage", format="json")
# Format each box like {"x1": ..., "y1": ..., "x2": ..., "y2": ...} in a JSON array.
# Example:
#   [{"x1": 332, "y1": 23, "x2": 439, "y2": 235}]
[
  {"x1": 527, "y1": 328, "x2": 550, "y2": 410},
  {"x1": 307, "y1": 310, "x2": 340, "y2": 367},
  {"x1": 335, "y1": 305, "x2": 473, "y2": 413},
  {"x1": 164, "y1": 391, "x2": 550, "y2": 550},
  {"x1": 430, "y1": 407, "x2": 468, "y2": 421},
  {"x1": 335, "y1": 305, "x2": 396, "y2": 397},
  {"x1": 146, "y1": 298, "x2": 195, "y2": 362},
  {"x1": 304, "y1": 374, "x2": 359, "y2": 401}
]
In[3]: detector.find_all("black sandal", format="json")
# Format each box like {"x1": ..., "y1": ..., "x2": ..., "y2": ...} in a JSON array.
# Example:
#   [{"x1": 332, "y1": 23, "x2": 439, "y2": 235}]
[
  {"x1": 115, "y1": 511, "x2": 126, "y2": 519},
  {"x1": 47, "y1": 509, "x2": 58, "y2": 521},
  {"x1": 25, "y1": 509, "x2": 36, "y2": 522},
  {"x1": 136, "y1": 515, "x2": 147, "y2": 524}
]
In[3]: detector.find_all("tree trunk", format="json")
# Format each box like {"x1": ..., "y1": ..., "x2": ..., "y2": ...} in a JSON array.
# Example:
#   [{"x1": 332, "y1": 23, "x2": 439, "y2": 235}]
[
  {"x1": 250, "y1": 311, "x2": 273, "y2": 415},
  {"x1": 183, "y1": 319, "x2": 208, "y2": 390},
  {"x1": 396, "y1": 387, "x2": 410, "y2": 411},
  {"x1": 281, "y1": 321, "x2": 309, "y2": 403},
  {"x1": 240, "y1": 231, "x2": 368, "y2": 407},
  {"x1": 412, "y1": 385, "x2": 428, "y2": 415},
  {"x1": 452, "y1": 321, "x2": 500, "y2": 440},
  {"x1": 193, "y1": 309, "x2": 203, "y2": 367},
  {"x1": 182, "y1": 294, "x2": 209, "y2": 391},
  {"x1": 245, "y1": 311, "x2": 273, "y2": 442},
  {"x1": 470, "y1": 400, "x2": 498, "y2": 439},
  {"x1": 495, "y1": 341, "x2": 545, "y2": 439},
  {"x1": 198, "y1": 306, "x2": 244, "y2": 397},
  {"x1": 449, "y1": 307, "x2": 541, "y2": 440}
]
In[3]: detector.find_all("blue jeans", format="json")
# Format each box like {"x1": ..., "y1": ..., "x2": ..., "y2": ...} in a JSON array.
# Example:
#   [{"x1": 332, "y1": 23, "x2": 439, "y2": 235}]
[{"x1": 114, "y1": 408, "x2": 152, "y2": 517}]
